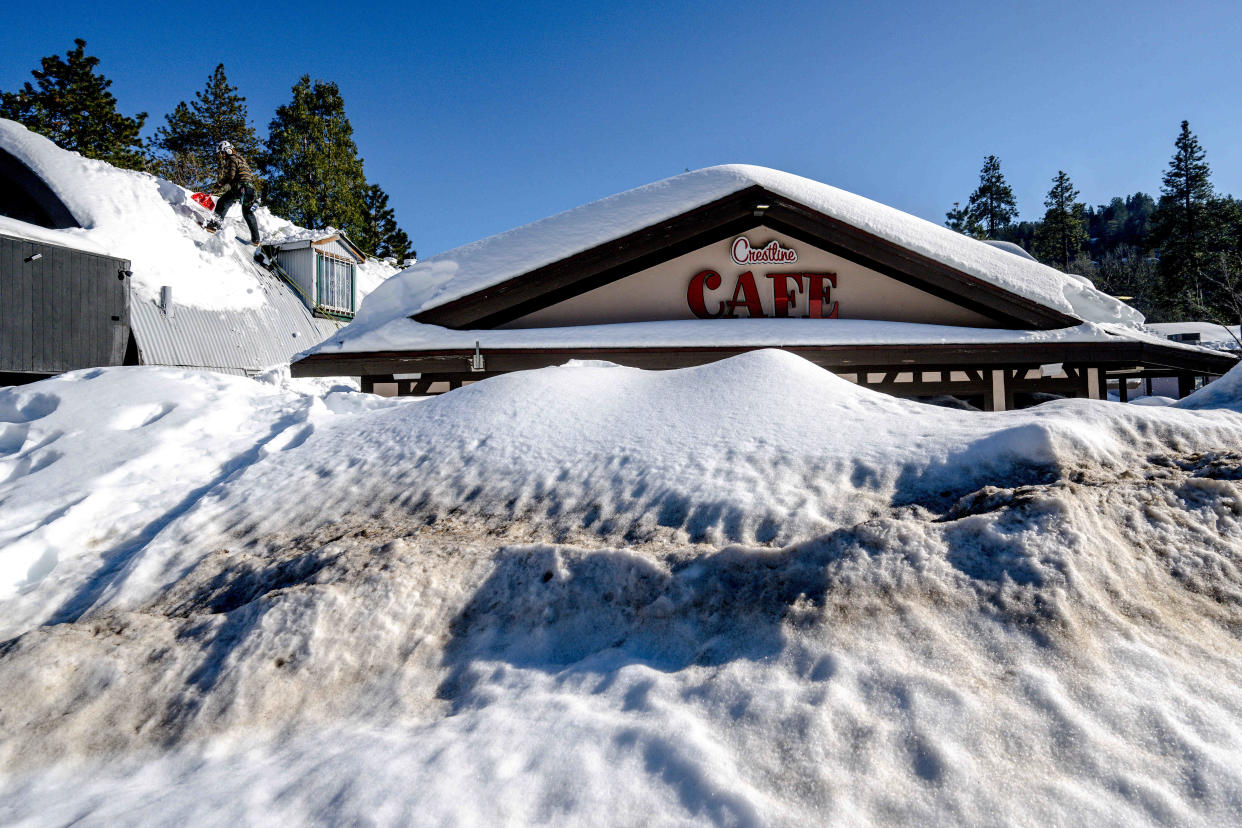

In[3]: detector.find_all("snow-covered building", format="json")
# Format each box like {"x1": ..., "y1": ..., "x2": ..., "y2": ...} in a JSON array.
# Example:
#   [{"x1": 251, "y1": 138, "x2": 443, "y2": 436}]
[
  {"x1": 0, "y1": 119, "x2": 393, "y2": 382},
  {"x1": 292, "y1": 165, "x2": 1236, "y2": 407}
]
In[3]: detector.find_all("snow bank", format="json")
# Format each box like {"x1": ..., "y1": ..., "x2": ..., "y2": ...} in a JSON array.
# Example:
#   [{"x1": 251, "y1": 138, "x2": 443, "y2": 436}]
[
  {"x1": 1178, "y1": 361, "x2": 1242, "y2": 412},
  {"x1": 0, "y1": 119, "x2": 395, "y2": 311},
  {"x1": 0, "y1": 366, "x2": 402, "y2": 637},
  {"x1": 5, "y1": 352, "x2": 1242, "y2": 635},
  {"x1": 342, "y1": 165, "x2": 1143, "y2": 354},
  {"x1": 4, "y1": 358, "x2": 1242, "y2": 824}
]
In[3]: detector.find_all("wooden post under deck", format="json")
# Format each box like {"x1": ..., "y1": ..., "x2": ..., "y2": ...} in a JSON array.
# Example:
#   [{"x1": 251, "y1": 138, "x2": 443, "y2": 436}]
[
  {"x1": 988, "y1": 369, "x2": 1007, "y2": 412},
  {"x1": 1086, "y1": 367, "x2": 1102, "y2": 400}
]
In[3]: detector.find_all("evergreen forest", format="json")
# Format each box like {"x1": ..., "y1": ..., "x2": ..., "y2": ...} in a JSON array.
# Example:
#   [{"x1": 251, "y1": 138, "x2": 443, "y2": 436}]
[{"x1": 948, "y1": 134, "x2": 1242, "y2": 326}]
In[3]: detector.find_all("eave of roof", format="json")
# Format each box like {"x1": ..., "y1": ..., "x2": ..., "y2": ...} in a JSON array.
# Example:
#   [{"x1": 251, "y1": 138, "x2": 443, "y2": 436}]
[
  {"x1": 291, "y1": 318, "x2": 1238, "y2": 379},
  {"x1": 293, "y1": 339, "x2": 1238, "y2": 379}
]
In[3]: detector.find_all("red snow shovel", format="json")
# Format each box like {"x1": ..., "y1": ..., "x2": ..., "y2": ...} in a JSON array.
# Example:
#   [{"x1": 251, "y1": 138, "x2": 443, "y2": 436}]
[{"x1": 191, "y1": 192, "x2": 215, "y2": 211}]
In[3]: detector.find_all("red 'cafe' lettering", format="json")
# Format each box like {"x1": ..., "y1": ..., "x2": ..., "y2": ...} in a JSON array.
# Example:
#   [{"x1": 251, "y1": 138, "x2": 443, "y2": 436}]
[{"x1": 688, "y1": 270, "x2": 839, "y2": 319}]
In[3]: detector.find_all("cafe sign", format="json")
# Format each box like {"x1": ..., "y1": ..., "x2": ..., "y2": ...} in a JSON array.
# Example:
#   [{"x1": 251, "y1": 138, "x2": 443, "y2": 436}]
[
  {"x1": 689, "y1": 235, "x2": 838, "y2": 319},
  {"x1": 731, "y1": 236, "x2": 798, "y2": 265}
]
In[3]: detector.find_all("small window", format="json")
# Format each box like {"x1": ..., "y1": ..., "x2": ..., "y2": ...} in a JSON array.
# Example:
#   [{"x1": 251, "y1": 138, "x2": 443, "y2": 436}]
[{"x1": 315, "y1": 253, "x2": 355, "y2": 317}]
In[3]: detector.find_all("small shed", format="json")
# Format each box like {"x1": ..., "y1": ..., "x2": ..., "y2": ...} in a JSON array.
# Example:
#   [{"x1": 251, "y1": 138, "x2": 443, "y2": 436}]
[
  {"x1": 0, "y1": 232, "x2": 132, "y2": 384},
  {"x1": 271, "y1": 233, "x2": 366, "y2": 321}
]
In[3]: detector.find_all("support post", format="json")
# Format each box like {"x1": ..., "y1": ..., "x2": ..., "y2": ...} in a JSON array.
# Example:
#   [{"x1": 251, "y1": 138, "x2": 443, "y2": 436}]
[
  {"x1": 989, "y1": 369, "x2": 1007, "y2": 412},
  {"x1": 1087, "y1": 367, "x2": 1102, "y2": 400}
]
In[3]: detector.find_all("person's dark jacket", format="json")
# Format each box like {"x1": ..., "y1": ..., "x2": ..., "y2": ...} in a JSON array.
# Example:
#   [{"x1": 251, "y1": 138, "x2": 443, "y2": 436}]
[{"x1": 211, "y1": 152, "x2": 254, "y2": 192}]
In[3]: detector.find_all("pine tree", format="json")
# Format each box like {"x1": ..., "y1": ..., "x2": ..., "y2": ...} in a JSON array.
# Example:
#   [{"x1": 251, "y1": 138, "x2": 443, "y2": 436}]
[
  {"x1": 966, "y1": 155, "x2": 1018, "y2": 238},
  {"x1": 150, "y1": 64, "x2": 260, "y2": 191},
  {"x1": 261, "y1": 76, "x2": 368, "y2": 233},
  {"x1": 354, "y1": 184, "x2": 391, "y2": 256},
  {"x1": 357, "y1": 183, "x2": 415, "y2": 263},
  {"x1": 384, "y1": 226, "x2": 415, "y2": 265},
  {"x1": 1202, "y1": 197, "x2": 1242, "y2": 326},
  {"x1": 1090, "y1": 245, "x2": 1163, "y2": 320},
  {"x1": 1033, "y1": 170, "x2": 1088, "y2": 270},
  {"x1": 1151, "y1": 120, "x2": 1217, "y2": 316},
  {"x1": 944, "y1": 201, "x2": 982, "y2": 238},
  {"x1": 0, "y1": 38, "x2": 147, "y2": 170}
]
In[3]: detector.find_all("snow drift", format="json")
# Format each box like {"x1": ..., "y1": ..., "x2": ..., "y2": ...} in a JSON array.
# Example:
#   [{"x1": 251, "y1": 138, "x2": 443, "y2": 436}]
[{"x1": 3, "y1": 357, "x2": 1242, "y2": 823}]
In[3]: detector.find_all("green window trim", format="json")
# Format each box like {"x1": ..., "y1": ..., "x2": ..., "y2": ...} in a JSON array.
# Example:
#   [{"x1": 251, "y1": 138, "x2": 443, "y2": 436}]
[{"x1": 314, "y1": 251, "x2": 356, "y2": 317}]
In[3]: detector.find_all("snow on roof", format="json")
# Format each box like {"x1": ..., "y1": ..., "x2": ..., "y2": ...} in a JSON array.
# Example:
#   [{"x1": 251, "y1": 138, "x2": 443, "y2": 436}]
[
  {"x1": 983, "y1": 239, "x2": 1038, "y2": 261},
  {"x1": 266, "y1": 227, "x2": 364, "y2": 259},
  {"x1": 0, "y1": 215, "x2": 108, "y2": 255},
  {"x1": 344, "y1": 165, "x2": 1144, "y2": 349},
  {"x1": 1144, "y1": 321, "x2": 1242, "y2": 346},
  {"x1": 0, "y1": 119, "x2": 394, "y2": 312}
]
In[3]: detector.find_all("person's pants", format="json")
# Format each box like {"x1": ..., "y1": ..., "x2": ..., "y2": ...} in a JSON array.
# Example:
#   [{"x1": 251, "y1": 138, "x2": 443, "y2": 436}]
[{"x1": 214, "y1": 184, "x2": 260, "y2": 244}]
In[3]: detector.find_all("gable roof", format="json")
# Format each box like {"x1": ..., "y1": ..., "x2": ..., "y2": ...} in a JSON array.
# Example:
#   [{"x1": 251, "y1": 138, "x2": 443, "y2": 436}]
[
  {"x1": 417, "y1": 186, "x2": 1071, "y2": 330},
  {"x1": 345, "y1": 165, "x2": 1143, "y2": 342}
]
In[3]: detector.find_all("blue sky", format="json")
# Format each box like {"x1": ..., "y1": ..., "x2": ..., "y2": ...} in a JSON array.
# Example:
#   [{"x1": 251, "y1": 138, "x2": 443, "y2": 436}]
[{"x1": 5, "y1": 0, "x2": 1240, "y2": 257}]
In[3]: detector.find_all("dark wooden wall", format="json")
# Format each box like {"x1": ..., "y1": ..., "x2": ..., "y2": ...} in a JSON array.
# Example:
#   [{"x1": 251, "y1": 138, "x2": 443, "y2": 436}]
[{"x1": 1, "y1": 234, "x2": 130, "y2": 377}]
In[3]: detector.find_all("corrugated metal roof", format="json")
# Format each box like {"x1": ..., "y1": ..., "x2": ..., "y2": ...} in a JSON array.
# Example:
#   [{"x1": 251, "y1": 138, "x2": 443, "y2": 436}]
[{"x1": 130, "y1": 271, "x2": 342, "y2": 375}]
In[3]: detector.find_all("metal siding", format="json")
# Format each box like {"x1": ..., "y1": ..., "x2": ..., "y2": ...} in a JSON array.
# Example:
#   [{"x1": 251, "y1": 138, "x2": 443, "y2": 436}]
[
  {"x1": 273, "y1": 247, "x2": 315, "y2": 311},
  {"x1": 130, "y1": 271, "x2": 342, "y2": 375},
  {"x1": 299, "y1": 248, "x2": 315, "y2": 307}
]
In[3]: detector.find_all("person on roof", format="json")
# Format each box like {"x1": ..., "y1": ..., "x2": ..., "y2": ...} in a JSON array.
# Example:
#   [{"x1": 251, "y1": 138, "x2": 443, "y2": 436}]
[{"x1": 204, "y1": 140, "x2": 260, "y2": 245}]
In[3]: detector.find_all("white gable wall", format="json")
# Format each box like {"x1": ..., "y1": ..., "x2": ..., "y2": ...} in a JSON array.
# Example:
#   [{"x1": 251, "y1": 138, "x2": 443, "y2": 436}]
[
  {"x1": 313, "y1": 237, "x2": 362, "y2": 263},
  {"x1": 504, "y1": 228, "x2": 999, "y2": 329}
]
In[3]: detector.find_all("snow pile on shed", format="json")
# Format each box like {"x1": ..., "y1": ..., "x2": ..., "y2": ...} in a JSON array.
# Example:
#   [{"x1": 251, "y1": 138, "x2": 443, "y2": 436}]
[
  {"x1": 0, "y1": 118, "x2": 396, "y2": 376},
  {"x1": 0, "y1": 118, "x2": 395, "y2": 311}
]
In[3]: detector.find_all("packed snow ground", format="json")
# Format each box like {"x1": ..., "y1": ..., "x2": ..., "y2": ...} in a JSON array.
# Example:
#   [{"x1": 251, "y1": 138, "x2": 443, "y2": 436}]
[{"x1": 3, "y1": 353, "x2": 1242, "y2": 825}]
